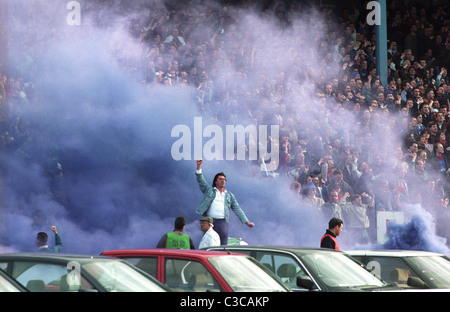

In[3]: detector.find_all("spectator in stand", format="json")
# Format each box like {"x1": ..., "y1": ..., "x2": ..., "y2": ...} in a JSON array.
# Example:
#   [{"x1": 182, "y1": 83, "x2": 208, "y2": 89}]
[
  {"x1": 288, "y1": 152, "x2": 310, "y2": 184},
  {"x1": 164, "y1": 27, "x2": 186, "y2": 46},
  {"x1": 410, "y1": 159, "x2": 432, "y2": 193},
  {"x1": 311, "y1": 174, "x2": 328, "y2": 202},
  {"x1": 413, "y1": 112, "x2": 426, "y2": 137},
  {"x1": 400, "y1": 80, "x2": 412, "y2": 104},
  {"x1": 374, "y1": 178, "x2": 400, "y2": 212},
  {"x1": 419, "y1": 103, "x2": 432, "y2": 125},
  {"x1": 327, "y1": 169, "x2": 354, "y2": 198},
  {"x1": 321, "y1": 190, "x2": 343, "y2": 220},
  {"x1": 340, "y1": 153, "x2": 359, "y2": 189},
  {"x1": 301, "y1": 181, "x2": 325, "y2": 209},
  {"x1": 428, "y1": 142, "x2": 450, "y2": 179},
  {"x1": 436, "y1": 111, "x2": 447, "y2": 132},
  {"x1": 427, "y1": 120, "x2": 439, "y2": 144},
  {"x1": 411, "y1": 87, "x2": 424, "y2": 112},
  {"x1": 355, "y1": 163, "x2": 375, "y2": 196},
  {"x1": 341, "y1": 193, "x2": 374, "y2": 245}
]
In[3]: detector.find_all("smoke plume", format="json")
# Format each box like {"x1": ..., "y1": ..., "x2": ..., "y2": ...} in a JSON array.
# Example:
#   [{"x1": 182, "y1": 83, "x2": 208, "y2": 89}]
[{"x1": 0, "y1": 0, "x2": 448, "y2": 257}]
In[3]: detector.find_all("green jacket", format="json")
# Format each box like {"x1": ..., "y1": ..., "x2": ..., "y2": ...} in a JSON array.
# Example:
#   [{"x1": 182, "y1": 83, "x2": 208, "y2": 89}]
[
  {"x1": 195, "y1": 172, "x2": 249, "y2": 224},
  {"x1": 166, "y1": 232, "x2": 191, "y2": 249},
  {"x1": 156, "y1": 231, "x2": 195, "y2": 249}
]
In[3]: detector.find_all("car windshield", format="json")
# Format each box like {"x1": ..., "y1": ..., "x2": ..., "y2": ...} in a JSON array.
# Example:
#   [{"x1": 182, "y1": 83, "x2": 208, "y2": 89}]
[
  {"x1": 82, "y1": 261, "x2": 167, "y2": 292},
  {"x1": 406, "y1": 255, "x2": 450, "y2": 288},
  {"x1": 300, "y1": 251, "x2": 385, "y2": 289},
  {"x1": 208, "y1": 256, "x2": 287, "y2": 292},
  {"x1": 0, "y1": 274, "x2": 22, "y2": 292}
]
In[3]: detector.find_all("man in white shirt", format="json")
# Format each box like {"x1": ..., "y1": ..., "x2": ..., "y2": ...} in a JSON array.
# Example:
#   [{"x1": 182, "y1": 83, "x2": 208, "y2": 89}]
[
  {"x1": 195, "y1": 160, "x2": 255, "y2": 245},
  {"x1": 198, "y1": 217, "x2": 221, "y2": 249}
]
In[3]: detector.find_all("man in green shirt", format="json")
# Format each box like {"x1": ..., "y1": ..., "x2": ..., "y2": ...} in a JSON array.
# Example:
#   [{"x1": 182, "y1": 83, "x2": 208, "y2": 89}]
[{"x1": 156, "y1": 216, "x2": 195, "y2": 249}]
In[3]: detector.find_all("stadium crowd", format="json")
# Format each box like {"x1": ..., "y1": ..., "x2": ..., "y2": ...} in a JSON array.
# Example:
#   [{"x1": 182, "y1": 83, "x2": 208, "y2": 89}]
[{"x1": 1, "y1": 0, "x2": 450, "y2": 245}]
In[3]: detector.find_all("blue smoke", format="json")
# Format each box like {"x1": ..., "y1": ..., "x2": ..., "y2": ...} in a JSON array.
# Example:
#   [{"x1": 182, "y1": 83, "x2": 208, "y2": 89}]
[
  {"x1": 382, "y1": 206, "x2": 450, "y2": 256},
  {"x1": 1, "y1": 1, "x2": 327, "y2": 254},
  {"x1": 4, "y1": 1, "x2": 447, "y2": 257}
]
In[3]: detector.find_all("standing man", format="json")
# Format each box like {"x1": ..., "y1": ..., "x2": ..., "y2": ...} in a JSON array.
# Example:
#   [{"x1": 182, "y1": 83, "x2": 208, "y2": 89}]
[
  {"x1": 36, "y1": 226, "x2": 63, "y2": 252},
  {"x1": 156, "y1": 216, "x2": 195, "y2": 249},
  {"x1": 198, "y1": 217, "x2": 221, "y2": 249},
  {"x1": 428, "y1": 142, "x2": 450, "y2": 178},
  {"x1": 195, "y1": 159, "x2": 255, "y2": 245},
  {"x1": 341, "y1": 194, "x2": 373, "y2": 244},
  {"x1": 320, "y1": 218, "x2": 343, "y2": 250},
  {"x1": 321, "y1": 190, "x2": 343, "y2": 220}
]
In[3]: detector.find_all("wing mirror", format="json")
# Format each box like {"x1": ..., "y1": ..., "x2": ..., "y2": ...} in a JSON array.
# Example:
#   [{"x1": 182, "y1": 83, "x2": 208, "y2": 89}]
[{"x1": 296, "y1": 276, "x2": 314, "y2": 290}]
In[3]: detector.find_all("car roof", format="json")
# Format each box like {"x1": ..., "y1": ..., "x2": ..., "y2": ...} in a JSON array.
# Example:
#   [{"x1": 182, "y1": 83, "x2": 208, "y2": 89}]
[
  {"x1": 0, "y1": 253, "x2": 120, "y2": 262},
  {"x1": 205, "y1": 245, "x2": 343, "y2": 254},
  {"x1": 345, "y1": 249, "x2": 446, "y2": 257},
  {"x1": 101, "y1": 248, "x2": 248, "y2": 258}
]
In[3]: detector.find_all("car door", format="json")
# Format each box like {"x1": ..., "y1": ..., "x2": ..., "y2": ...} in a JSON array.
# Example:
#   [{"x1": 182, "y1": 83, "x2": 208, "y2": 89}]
[
  {"x1": 362, "y1": 256, "x2": 420, "y2": 286},
  {"x1": 251, "y1": 250, "x2": 310, "y2": 290},
  {"x1": 0, "y1": 260, "x2": 95, "y2": 292},
  {"x1": 162, "y1": 257, "x2": 224, "y2": 292}
]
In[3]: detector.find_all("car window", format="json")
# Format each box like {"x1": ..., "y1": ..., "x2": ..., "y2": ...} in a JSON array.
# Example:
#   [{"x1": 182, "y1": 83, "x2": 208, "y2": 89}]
[
  {"x1": 122, "y1": 257, "x2": 158, "y2": 278},
  {"x1": 365, "y1": 256, "x2": 418, "y2": 285},
  {"x1": 254, "y1": 251, "x2": 306, "y2": 289},
  {"x1": 350, "y1": 255, "x2": 364, "y2": 262},
  {"x1": 82, "y1": 261, "x2": 166, "y2": 292},
  {"x1": 301, "y1": 252, "x2": 384, "y2": 289},
  {"x1": 230, "y1": 249, "x2": 252, "y2": 256},
  {"x1": 209, "y1": 256, "x2": 288, "y2": 292},
  {"x1": 7, "y1": 261, "x2": 94, "y2": 292},
  {"x1": 164, "y1": 258, "x2": 222, "y2": 292},
  {"x1": 407, "y1": 256, "x2": 450, "y2": 288},
  {"x1": 0, "y1": 271, "x2": 23, "y2": 292}
]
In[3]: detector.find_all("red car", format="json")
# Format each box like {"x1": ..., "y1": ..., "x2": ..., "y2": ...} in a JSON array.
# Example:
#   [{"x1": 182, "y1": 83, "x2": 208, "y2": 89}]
[{"x1": 101, "y1": 248, "x2": 289, "y2": 292}]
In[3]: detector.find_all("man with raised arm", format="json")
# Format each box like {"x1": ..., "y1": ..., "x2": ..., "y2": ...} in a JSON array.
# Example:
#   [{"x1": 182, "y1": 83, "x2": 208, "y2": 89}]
[{"x1": 195, "y1": 159, "x2": 254, "y2": 245}]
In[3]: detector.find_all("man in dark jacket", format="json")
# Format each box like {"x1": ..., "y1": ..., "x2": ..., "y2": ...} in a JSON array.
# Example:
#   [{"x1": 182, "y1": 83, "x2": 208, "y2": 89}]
[
  {"x1": 326, "y1": 169, "x2": 354, "y2": 197},
  {"x1": 320, "y1": 218, "x2": 343, "y2": 250}
]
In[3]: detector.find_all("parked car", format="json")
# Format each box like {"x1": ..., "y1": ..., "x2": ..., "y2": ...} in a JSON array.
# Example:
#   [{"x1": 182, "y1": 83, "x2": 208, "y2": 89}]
[
  {"x1": 101, "y1": 248, "x2": 289, "y2": 292},
  {"x1": 346, "y1": 249, "x2": 450, "y2": 289},
  {"x1": 204, "y1": 245, "x2": 399, "y2": 292},
  {"x1": 0, "y1": 253, "x2": 170, "y2": 292},
  {"x1": 0, "y1": 268, "x2": 28, "y2": 292}
]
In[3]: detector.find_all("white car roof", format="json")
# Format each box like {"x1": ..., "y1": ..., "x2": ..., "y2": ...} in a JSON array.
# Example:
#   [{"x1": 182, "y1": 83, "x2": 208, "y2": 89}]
[{"x1": 345, "y1": 249, "x2": 445, "y2": 257}]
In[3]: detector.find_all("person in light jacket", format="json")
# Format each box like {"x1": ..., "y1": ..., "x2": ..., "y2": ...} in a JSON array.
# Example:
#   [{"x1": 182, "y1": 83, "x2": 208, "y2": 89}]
[
  {"x1": 195, "y1": 160, "x2": 254, "y2": 245},
  {"x1": 198, "y1": 217, "x2": 221, "y2": 249}
]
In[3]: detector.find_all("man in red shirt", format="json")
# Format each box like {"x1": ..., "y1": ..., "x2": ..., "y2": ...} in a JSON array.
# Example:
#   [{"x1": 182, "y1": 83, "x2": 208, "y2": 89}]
[{"x1": 320, "y1": 218, "x2": 343, "y2": 250}]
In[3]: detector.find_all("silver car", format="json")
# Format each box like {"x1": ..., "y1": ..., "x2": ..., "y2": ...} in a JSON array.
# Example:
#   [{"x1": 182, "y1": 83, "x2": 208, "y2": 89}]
[
  {"x1": 346, "y1": 249, "x2": 450, "y2": 289},
  {"x1": 205, "y1": 245, "x2": 399, "y2": 291}
]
